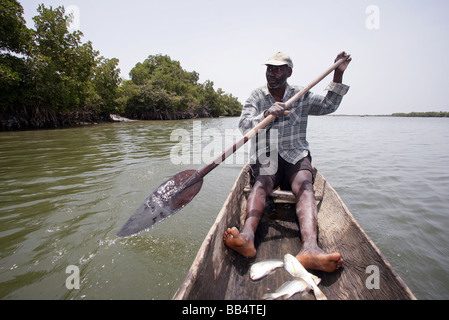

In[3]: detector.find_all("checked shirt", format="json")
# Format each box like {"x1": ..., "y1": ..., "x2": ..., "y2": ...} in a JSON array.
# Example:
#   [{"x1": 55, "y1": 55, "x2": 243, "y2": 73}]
[{"x1": 239, "y1": 81, "x2": 350, "y2": 164}]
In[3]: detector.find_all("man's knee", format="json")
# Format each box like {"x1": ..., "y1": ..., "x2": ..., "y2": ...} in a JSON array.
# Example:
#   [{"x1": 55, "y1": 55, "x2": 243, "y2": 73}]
[
  {"x1": 291, "y1": 171, "x2": 314, "y2": 198},
  {"x1": 252, "y1": 176, "x2": 274, "y2": 196},
  {"x1": 301, "y1": 180, "x2": 313, "y2": 192}
]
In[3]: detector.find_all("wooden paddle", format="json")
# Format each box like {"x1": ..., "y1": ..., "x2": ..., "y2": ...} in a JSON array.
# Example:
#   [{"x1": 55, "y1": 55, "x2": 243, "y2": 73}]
[{"x1": 117, "y1": 54, "x2": 350, "y2": 237}]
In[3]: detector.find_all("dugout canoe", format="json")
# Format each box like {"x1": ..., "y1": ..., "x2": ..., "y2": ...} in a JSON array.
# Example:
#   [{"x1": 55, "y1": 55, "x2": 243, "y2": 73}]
[{"x1": 173, "y1": 164, "x2": 416, "y2": 300}]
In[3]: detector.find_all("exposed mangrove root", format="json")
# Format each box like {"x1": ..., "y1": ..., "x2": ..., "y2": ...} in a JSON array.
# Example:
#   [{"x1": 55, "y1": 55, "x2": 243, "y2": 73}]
[{"x1": 0, "y1": 107, "x2": 111, "y2": 131}]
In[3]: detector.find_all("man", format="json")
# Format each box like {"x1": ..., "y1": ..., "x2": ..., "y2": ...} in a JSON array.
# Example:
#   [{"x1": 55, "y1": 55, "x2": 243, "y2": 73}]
[{"x1": 223, "y1": 51, "x2": 351, "y2": 273}]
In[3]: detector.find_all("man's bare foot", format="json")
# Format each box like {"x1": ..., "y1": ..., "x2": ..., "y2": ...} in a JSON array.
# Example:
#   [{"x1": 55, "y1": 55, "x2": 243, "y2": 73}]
[
  {"x1": 296, "y1": 247, "x2": 343, "y2": 273},
  {"x1": 223, "y1": 227, "x2": 257, "y2": 258}
]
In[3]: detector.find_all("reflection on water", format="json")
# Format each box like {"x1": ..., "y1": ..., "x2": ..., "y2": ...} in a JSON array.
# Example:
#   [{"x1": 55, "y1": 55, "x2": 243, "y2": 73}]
[
  {"x1": 1, "y1": 117, "x2": 449, "y2": 299},
  {"x1": 308, "y1": 116, "x2": 449, "y2": 300},
  {"x1": 0, "y1": 120, "x2": 244, "y2": 299}
]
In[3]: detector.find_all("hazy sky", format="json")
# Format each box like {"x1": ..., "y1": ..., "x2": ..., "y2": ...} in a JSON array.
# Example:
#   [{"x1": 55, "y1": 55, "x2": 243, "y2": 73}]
[{"x1": 21, "y1": 0, "x2": 449, "y2": 115}]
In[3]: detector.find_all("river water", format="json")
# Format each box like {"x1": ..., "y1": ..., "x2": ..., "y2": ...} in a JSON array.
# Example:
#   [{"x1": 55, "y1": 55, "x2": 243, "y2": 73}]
[{"x1": 0, "y1": 116, "x2": 448, "y2": 300}]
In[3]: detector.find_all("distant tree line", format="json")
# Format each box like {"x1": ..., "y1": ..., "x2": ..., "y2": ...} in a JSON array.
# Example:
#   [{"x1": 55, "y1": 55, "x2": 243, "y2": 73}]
[
  {"x1": 123, "y1": 54, "x2": 242, "y2": 120},
  {"x1": 391, "y1": 112, "x2": 449, "y2": 118},
  {"x1": 0, "y1": 1, "x2": 242, "y2": 130}
]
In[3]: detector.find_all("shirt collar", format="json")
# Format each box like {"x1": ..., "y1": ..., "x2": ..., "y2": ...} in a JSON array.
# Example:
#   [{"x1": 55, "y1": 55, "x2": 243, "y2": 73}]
[{"x1": 263, "y1": 82, "x2": 293, "y2": 101}]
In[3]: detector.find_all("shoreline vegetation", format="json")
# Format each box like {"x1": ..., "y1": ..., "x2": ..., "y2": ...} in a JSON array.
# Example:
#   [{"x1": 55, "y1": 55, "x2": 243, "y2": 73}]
[
  {"x1": 2, "y1": 2, "x2": 447, "y2": 131},
  {"x1": 1, "y1": 1, "x2": 242, "y2": 131},
  {"x1": 331, "y1": 112, "x2": 449, "y2": 117},
  {"x1": 391, "y1": 111, "x2": 449, "y2": 118}
]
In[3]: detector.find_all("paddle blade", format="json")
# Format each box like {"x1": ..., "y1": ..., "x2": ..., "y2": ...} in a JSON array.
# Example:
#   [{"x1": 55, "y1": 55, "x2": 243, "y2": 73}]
[{"x1": 117, "y1": 170, "x2": 203, "y2": 237}]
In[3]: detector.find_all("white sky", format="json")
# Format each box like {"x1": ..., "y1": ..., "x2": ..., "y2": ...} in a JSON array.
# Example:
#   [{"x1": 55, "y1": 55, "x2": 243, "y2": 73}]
[{"x1": 21, "y1": 0, "x2": 449, "y2": 115}]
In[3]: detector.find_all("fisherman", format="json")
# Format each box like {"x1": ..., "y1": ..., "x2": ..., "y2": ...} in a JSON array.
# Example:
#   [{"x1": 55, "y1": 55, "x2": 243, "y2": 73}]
[{"x1": 223, "y1": 51, "x2": 351, "y2": 273}]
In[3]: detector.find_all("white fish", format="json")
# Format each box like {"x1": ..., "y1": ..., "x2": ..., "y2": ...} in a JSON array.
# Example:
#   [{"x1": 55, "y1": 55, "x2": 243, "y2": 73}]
[
  {"x1": 250, "y1": 259, "x2": 284, "y2": 281},
  {"x1": 283, "y1": 254, "x2": 327, "y2": 300},
  {"x1": 262, "y1": 275, "x2": 322, "y2": 300}
]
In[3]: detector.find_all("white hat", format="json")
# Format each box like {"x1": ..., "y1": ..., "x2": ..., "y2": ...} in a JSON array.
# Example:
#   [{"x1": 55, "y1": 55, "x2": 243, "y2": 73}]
[{"x1": 264, "y1": 52, "x2": 293, "y2": 69}]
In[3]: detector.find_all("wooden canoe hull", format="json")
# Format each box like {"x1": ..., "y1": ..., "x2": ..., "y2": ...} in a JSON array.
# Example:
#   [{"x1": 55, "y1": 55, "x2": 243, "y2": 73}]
[{"x1": 174, "y1": 164, "x2": 415, "y2": 300}]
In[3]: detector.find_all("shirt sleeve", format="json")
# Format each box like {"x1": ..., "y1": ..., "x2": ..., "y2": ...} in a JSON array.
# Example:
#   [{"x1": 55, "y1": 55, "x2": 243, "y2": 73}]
[
  {"x1": 238, "y1": 89, "x2": 273, "y2": 135},
  {"x1": 307, "y1": 81, "x2": 350, "y2": 115}
]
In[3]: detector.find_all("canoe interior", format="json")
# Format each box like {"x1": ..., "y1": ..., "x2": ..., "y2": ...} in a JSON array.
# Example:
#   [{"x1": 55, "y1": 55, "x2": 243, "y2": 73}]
[{"x1": 174, "y1": 164, "x2": 415, "y2": 300}]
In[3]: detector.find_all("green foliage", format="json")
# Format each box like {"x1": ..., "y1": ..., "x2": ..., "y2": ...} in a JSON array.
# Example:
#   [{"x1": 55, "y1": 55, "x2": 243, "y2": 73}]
[
  {"x1": 0, "y1": 2, "x2": 122, "y2": 129},
  {"x1": 0, "y1": 1, "x2": 242, "y2": 130},
  {"x1": 30, "y1": 5, "x2": 99, "y2": 112},
  {"x1": 0, "y1": 0, "x2": 32, "y2": 54},
  {"x1": 125, "y1": 54, "x2": 242, "y2": 120},
  {"x1": 88, "y1": 57, "x2": 122, "y2": 114},
  {"x1": 0, "y1": 0, "x2": 33, "y2": 112},
  {"x1": 391, "y1": 111, "x2": 449, "y2": 118}
]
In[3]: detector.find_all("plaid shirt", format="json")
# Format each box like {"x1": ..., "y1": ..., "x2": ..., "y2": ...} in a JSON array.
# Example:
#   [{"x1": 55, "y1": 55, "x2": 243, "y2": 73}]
[{"x1": 239, "y1": 81, "x2": 350, "y2": 164}]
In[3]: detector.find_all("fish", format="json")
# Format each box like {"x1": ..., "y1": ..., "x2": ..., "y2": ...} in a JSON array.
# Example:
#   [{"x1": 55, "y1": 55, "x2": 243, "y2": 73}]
[
  {"x1": 262, "y1": 280, "x2": 308, "y2": 300},
  {"x1": 262, "y1": 275, "x2": 322, "y2": 300},
  {"x1": 249, "y1": 259, "x2": 284, "y2": 281},
  {"x1": 283, "y1": 253, "x2": 327, "y2": 300}
]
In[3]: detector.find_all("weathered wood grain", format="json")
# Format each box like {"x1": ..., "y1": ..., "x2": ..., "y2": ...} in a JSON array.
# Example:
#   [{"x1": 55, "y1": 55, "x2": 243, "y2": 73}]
[{"x1": 173, "y1": 164, "x2": 416, "y2": 300}]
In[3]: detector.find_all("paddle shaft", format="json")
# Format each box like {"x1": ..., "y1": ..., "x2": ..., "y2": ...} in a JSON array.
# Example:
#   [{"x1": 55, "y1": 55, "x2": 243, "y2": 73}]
[
  {"x1": 117, "y1": 55, "x2": 350, "y2": 237},
  {"x1": 195, "y1": 56, "x2": 349, "y2": 180}
]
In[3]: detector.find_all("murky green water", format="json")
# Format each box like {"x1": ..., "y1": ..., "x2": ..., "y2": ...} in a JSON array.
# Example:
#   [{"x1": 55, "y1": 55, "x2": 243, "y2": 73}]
[{"x1": 1, "y1": 117, "x2": 448, "y2": 299}]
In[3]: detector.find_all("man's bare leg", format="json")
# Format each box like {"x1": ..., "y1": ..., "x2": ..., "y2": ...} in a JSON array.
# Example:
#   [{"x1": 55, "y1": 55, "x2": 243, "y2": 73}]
[
  {"x1": 291, "y1": 170, "x2": 344, "y2": 273},
  {"x1": 223, "y1": 176, "x2": 273, "y2": 258}
]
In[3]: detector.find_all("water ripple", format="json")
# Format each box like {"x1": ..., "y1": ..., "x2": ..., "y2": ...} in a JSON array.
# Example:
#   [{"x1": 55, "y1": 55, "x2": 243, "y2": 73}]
[{"x1": 1, "y1": 117, "x2": 448, "y2": 299}]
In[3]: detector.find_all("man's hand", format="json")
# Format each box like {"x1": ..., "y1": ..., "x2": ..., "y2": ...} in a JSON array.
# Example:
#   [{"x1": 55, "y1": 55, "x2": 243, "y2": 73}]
[
  {"x1": 333, "y1": 51, "x2": 351, "y2": 83},
  {"x1": 264, "y1": 102, "x2": 289, "y2": 118}
]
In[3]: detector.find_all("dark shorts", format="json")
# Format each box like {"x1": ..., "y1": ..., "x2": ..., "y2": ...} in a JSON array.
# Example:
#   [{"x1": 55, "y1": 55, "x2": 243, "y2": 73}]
[{"x1": 250, "y1": 153, "x2": 315, "y2": 190}]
